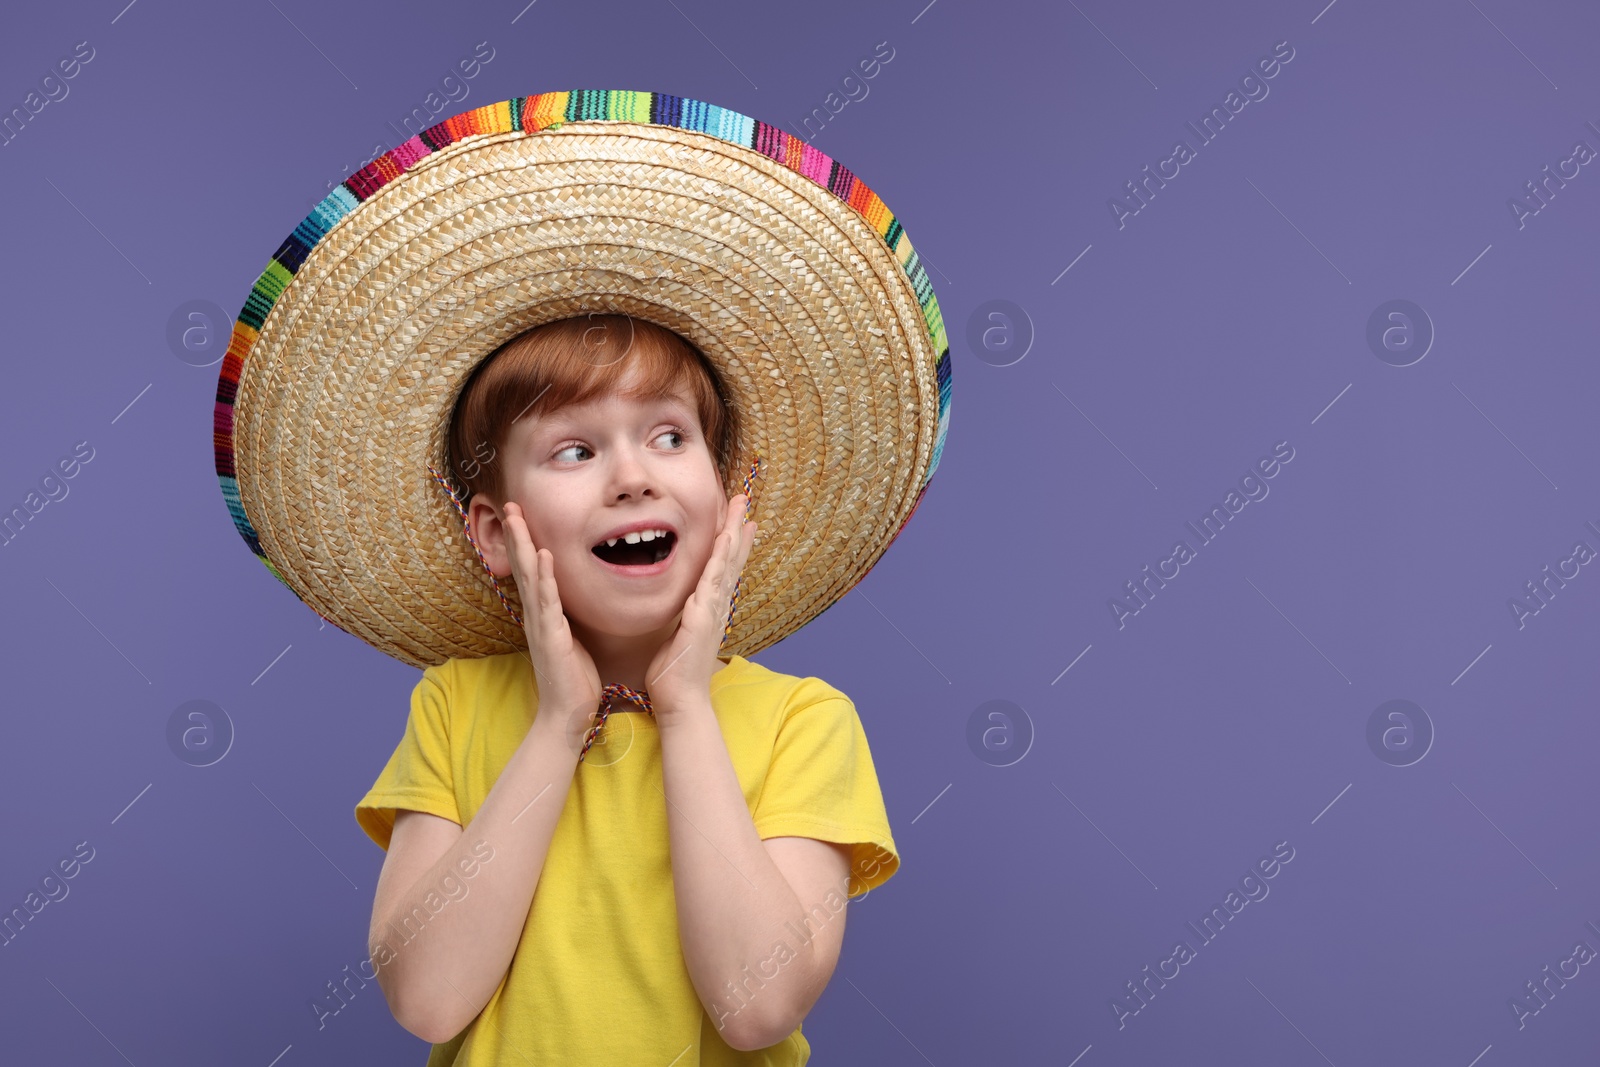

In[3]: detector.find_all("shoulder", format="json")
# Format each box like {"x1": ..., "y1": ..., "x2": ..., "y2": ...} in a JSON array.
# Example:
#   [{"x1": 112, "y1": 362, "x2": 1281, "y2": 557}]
[
  {"x1": 719, "y1": 655, "x2": 857, "y2": 726},
  {"x1": 417, "y1": 652, "x2": 532, "y2": 711},
  {"x1": 429, "y1": 651, "x2": 528, "y2": 684},
  {"x1": 716, "y1": 655, "x2": 864, "y2": 739}
]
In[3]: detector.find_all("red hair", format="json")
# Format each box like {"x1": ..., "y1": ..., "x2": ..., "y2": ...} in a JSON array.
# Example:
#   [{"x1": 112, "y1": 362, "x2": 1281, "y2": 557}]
[{"x1": 446, "y1": 314, "x2": 737, "y2": 503}]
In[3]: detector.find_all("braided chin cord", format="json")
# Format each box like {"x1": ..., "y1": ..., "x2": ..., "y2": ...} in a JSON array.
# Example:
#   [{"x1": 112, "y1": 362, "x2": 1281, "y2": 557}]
[
  {"x1": 428, "y1": 455, "x2": 766, "y2": 763},
  {"x1": 578, "y1": 683, "x2": 652, "y2": 761}
]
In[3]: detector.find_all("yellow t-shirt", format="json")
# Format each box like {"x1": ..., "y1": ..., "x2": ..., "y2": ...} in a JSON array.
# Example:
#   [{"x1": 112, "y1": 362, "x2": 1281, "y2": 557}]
[{"x1": 354, "y1": 651, "x2": 900, "y2": 1065}]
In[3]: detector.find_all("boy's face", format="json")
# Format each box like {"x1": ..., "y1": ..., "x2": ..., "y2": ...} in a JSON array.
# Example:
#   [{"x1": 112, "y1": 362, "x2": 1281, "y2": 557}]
[{"x1": 470, "y1": 371, "x2": 729, "y2": 642}]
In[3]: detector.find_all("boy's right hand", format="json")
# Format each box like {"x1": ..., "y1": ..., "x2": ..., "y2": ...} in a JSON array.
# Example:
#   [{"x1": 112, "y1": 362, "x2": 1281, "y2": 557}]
[{"x1": 502, "y1": 501, "x2": 602, "y2": 750}]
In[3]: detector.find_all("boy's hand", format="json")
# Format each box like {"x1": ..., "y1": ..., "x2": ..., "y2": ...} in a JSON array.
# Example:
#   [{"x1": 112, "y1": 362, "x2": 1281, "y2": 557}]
[
  {"x1": 502, "y1": 501, "x2": 603, "y2": 748},
  {"x1": 645, "y1": 493, "x2": 757, "y2": 720}
]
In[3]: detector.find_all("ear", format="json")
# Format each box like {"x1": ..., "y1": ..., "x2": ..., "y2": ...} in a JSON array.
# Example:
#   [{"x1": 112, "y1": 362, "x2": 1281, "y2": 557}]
[{"x1": 465, "y1": 493, "x2": 513, "y2": 578}]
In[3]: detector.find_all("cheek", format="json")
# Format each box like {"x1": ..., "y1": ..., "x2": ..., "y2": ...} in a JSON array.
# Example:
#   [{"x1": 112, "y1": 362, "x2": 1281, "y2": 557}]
[
  {"x1": 697, "y1": 497, "x2": 727, "y2": 542},
  {"x1": 499, "y1": 513, "x2": 552, "y2": 569},
  {"x1": 504, "y1": 485, "x2": 562, "y2": 550}
]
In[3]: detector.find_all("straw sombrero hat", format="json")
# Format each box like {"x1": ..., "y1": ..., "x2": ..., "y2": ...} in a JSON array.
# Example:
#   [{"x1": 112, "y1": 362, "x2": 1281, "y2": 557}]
[{"x1": 214, "y1": 90, "x2": 951, "y2": 669}]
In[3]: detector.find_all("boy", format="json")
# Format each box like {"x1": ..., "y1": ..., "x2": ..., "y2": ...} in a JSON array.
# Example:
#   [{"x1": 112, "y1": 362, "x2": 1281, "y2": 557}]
[
  {"x1": 355, "y1": 316, "x2": 900, "y2": 1061},
  {"x1": 212, "y1": 90, "x2": 950, "y2": 1065}
]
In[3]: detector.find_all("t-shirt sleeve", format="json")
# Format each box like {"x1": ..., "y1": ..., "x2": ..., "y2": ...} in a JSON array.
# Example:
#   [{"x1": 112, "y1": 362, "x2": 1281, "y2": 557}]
[
  {"x1": 354, "y1": 664, "x2": 462, "y2": 852},
  {"x1": 751, "y1": 681, "x2": 900, "y2": 898}
]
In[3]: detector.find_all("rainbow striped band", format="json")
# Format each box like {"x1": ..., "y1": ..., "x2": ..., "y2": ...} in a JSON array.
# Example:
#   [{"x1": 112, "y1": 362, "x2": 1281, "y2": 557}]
[{"x1": 214, "y1": 90, "x2": 951, "y2": 624}]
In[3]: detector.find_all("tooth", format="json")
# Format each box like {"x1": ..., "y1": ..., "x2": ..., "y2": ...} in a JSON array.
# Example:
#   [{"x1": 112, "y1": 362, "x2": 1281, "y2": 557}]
[
  {"x1": 606, "y1": 538, "x2": 619, "y2": 547},
  {"x1": 640, "y1": 530, "x2": 658, "y2": 542},
  {"x1": 624, "y1": 531, "x2": 642, "y2": 544}
]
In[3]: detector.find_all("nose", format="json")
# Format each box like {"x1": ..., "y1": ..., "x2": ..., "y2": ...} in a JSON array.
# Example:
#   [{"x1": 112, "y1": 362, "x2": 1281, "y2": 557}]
[{"x1": 608, "y1": 442, "x2": 657, "y2": 501}]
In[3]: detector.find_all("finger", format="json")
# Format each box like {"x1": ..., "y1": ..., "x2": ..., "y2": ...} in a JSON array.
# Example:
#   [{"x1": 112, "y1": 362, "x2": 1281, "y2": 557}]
[
  {"x1": 498, "y1": 504, "x2": 531, "y2": 590},
  {"x1": 723, "y1": 508, "x2": 754, "y2": 586},
  {"x1": 504, "y1": 502, "x2": 539, "y2": 553},
  {"x1": 717, "y1": 494, "x2": 744, "y2": 565},
  {"x1": 502, "y1": 503, "x2": 540, "y2": 574},
  {"x1": 510, "y1": 510, "x2": 559, "y2": 617},
  {"x1": 711, "y1": 521, "x2": 753, "y2": 632},
  {"x1": 705, "y1": 528, "x2": 730, "y2": 584},
  {"x1": 696, "y1": 529, "x2": 732, "y2": 604},
  {"x1": 503, "y1": 505, "x2": 563, "y2": 631},
  {"x1": 691, "y1": 499, "x2": 746, "y2": 611},
  {"x1": 714, "y1": 531, "x2": 744, "y2": 604},
  {"x1": 736, "y1": 518, "x2": 758, "y2": 569},
  {"x1": 536, "y1": 546, "x2": 564, "y2": 619},
  {"x1": 533, "y1": 560, "x2": 554, "y2": 622}
]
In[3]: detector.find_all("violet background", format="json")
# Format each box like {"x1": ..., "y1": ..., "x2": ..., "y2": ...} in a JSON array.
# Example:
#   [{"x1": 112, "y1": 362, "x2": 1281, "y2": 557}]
[{"x1": 3, "y1": 0, "x2": 1599, "y2": 1063}]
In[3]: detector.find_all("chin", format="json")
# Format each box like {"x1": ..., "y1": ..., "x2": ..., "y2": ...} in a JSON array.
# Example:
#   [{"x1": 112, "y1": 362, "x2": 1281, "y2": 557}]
[{"x1": 570, "y1": 599, "x2": 684, "y2": 639}]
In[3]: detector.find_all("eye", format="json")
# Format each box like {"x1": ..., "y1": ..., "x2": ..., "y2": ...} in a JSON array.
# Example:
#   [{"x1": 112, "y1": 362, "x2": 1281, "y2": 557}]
[
  {"x1": 656, "y1": 428, "x2": 688, "y2": 449},
  {"x1": 553, "y1": 443, "x2": 592, "y2": 462}
]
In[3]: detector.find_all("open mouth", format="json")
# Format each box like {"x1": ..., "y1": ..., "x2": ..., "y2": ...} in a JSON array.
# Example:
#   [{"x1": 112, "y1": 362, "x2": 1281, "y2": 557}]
[{"x1": 591, "y1": 531, "x2": 676, "y2": 568}]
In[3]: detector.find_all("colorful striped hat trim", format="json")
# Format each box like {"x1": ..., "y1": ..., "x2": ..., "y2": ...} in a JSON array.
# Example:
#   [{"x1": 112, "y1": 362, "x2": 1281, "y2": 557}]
[{"x1": 213, "y1": 90, "x2": 951, "y2": 660}]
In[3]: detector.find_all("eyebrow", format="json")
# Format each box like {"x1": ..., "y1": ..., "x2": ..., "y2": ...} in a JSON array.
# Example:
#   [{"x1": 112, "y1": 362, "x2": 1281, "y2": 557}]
[{"x1": 531, "y1": 397, "x2": 695, "y2": 439}]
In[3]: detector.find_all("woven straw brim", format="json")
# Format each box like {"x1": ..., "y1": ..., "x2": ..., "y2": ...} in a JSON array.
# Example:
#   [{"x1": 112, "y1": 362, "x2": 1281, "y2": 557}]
[{"x1": 220, "y1": 100, "x2": 948, "y2": 669}]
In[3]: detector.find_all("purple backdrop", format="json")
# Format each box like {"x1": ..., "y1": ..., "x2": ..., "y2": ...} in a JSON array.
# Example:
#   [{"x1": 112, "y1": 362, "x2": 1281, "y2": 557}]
[{"x1": 3, "y1": 0, "x2": 1599, "y2": 1063}]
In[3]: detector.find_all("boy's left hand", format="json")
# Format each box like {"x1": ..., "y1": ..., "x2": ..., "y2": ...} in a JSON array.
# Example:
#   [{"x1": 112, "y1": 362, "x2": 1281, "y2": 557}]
[{"x1": 645, "y1": 493, "x2": 757, "y2": 720}]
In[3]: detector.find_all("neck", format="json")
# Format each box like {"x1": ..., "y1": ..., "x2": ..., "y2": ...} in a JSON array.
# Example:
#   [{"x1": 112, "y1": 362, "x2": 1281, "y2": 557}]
[{"x1": 565, "y1": 613, "x2": 728, "y2": 703}]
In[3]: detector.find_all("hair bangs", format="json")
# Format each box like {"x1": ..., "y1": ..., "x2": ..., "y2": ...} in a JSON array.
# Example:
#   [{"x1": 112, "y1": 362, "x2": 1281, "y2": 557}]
[{"x1": 447, "y1": 315, "x2": 735, "y2": 503}]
